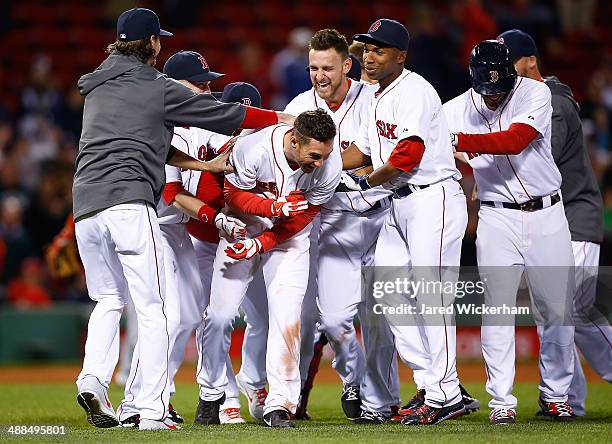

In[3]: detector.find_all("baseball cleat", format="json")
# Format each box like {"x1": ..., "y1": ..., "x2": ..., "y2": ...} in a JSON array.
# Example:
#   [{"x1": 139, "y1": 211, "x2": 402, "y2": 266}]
[
  {"x1": 389, "y1": 405, "x2": 402, "y2": 422},
  {"x1": 341, "y1": 384, "x2": 362, "y2": 420},
  {"x1": 537, "y1": 398, "x2": 576, "y2": 421},
  {"x1": 139, "y1": 417, "x2": 180, "y2": 431},
  {"x1": 120, "y1": 414, "x2": 140, "y2": 428},
  {"x1": 489, "y1": 408, "x2": 516, "y2": 425},
  {"x1": 235, "y1": 373, "x2": 267, "y2": 421},
  {"x1": 220, "y1": 407, "x2": 246, "y2": 424},
  {"x1": 401, "y1": 401, "x2": 466, "y2": 425},
  {"x1": 194, "y1": 395, "x2": 225, "y2": 425},
  {"x1": 397, "y1": 389, "x2": 426, "y2": 417},
  {"x1": 459, "y1": 384, "x2": 480, "y2": 413},
  {"x1": 354, "y1": 410, "x2": 388, "y2": 424},
  {"x1": 76, "y1": 378, "x2": 119, "y2": 428},
  {"x1": 263, "y1": 410, "x2": 296, "y2": 428},
  {"x1": 168, "y1": 403, "x2": 184, "y2": 424}
]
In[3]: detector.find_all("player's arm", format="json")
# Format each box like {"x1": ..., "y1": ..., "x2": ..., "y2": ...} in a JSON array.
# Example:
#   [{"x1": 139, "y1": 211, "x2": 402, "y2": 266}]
[
  {"x1": 225, "y1": 205, "x2": 321, "y2": 260},
  {"x1": 224, "y1": 180, "x2": 309, "y2": 218},
  {"x1": 167, "y1": 148, "x2": 233, "y2": 174},
  {"x1": 341, "y1": 143, "x2": 372, "y2": 169},
  {"x1": 339, "y1": 137, "x2": 425, "y2": 190},
  {"x1": 451, "y1": 123, "x2": 538, "y2": 155},
  {"x1": 163, "y1": 181, "x2": 246, "y2": 239},
  {"x1": 164, "y1": 79, "x2": 294, "y2": 134}
]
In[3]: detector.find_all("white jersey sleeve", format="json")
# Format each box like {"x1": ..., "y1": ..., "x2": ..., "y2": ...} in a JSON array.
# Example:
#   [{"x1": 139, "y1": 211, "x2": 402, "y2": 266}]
[
  {"x1": 226, "y1": 137, "x2": 263, "y2": 190},
  {"x1": 354, "y1": 104, "x2": 371, "y2": 156},
  {"x1": 165, "y1": 164, "x2": 182, "y2": 183},
  {"x1": 510, "y1": 80, "x2": 552, "y2": 137},
  {"x1": 395, "y1": 86, "x2": 434, "y2": 142}
]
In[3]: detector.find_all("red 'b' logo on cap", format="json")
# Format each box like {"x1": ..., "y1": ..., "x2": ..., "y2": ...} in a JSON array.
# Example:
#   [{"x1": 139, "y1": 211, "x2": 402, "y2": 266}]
[
  {"x1": 369, "y1": 20, "x2": 382, "y2": 33},
  {"x1": 198, "y1": 55, "x2": 209, "y2": 70},
  {"x1": 242, "y1": 97, "x2": 252, "y2": 106}
]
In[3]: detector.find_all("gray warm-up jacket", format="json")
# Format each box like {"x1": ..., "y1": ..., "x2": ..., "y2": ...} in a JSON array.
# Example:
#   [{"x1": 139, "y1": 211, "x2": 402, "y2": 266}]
[
  {"x1": 545, "y1": 76, "x2": 603, "y2": 243},
  {"x1": 73, "y1": 51, "x2": 246, "y2": 221}
]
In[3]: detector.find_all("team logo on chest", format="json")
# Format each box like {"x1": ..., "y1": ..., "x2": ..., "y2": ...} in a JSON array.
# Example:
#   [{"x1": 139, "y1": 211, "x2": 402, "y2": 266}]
[{"x1": 376, "y1": 120, "x2": 398, "y2": 140}]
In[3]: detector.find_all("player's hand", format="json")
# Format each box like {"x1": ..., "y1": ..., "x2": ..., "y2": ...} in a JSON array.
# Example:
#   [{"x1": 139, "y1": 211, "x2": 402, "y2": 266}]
[
  {"x1": 203, "y1": 150, "x2": 234, "y2": 174},
  {"x1": 270, "y1": 191, "x2": 308, "y2": 217},
  {"x1": 214, "y1": 212, "x2": 247, "y2": 240},
  {"x1": 216, "y1": 136, "x2": 237, "y2": 155},
  {"x1": 224, "y1": 238, "x2": 263, "y2": 261},
  {"x1": 335, "y1": 171, "x2": 370, "y2": 192},
  {"x1": 276, "y1": 112, "x2": 296, "y2": 126}
]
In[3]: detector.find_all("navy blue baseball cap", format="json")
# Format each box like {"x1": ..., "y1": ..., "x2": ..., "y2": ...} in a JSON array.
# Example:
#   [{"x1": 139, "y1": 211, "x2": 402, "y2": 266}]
[
  {"x1": 353, "y1": 19, "x2": 410, "y2": 51},
  {"x1": 220, "y1": 82, "x2": 262, "y2": 108},
  {"x1": 163, "y1": 51, "x2": 224, "y2": 83},
  {"x1": 117, "y1": 8, "x2": 173, "y2": 42},
  {"x1": 497, "y1": 29, "x2": 538, "y2": 62}
]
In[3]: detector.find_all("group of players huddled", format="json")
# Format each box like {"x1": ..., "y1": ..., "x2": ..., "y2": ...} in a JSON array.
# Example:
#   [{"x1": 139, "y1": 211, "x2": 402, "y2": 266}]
[{"x1": 65, "y1": 7, "x2": 610, "y2": 431}]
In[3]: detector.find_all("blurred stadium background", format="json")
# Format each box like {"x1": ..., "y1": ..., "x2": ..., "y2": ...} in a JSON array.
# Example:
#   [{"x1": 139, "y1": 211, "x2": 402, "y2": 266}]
[{"x1": 0, "y1": 0, "x2": 611, "y2": 366}]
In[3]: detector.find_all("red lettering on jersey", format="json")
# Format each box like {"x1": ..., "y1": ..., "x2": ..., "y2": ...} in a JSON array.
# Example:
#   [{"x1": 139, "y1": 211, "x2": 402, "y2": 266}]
[
  {"x1": 376, "y1": 120, "x2": 398, "y2": 139},
  {"x1": 466, "y1": 152, "x2": 480, "y2": 159},
  {"x1": 340, "y1": 141, "x2": 350, "y2": 151},
  {"x1": 254, "y1": 181, "x2": 278, "y2": 197}
]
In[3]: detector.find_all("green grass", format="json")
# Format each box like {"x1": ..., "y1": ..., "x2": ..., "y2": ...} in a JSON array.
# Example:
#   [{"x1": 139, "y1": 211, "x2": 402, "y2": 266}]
[{"x1": 0, "y1": 382, "x2": 610, "y2": 443}]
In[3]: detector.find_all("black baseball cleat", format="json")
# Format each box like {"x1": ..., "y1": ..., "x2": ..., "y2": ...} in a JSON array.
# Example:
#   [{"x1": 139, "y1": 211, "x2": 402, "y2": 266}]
[
  {"x1": 459, "y1": 384, "x2": 480, "y2": 413},
  {"x1": 168, "y1": 403, "x2": 184, "y2": 424},
  {"x1": 401, "y1": 401, "x2": 466, "y2": 425},
  {"x1": 397, "y1": 389, "x2": 426, "y2": 417},
  {"x1": 354, "y1": 409, "x2": 388, "y2": 424},
  {"x1": 263, "y1": 410, "x2": 296, "y2": 428},
  {"x1": 194, "y1": 394, "x2": 225, "y2": 425},
  {"x1": 119, "y1": 414, "x2": 140, "y2": 428},
  {"x1": 76, "y1": 392, "x2": 119, "y2": 428},
  {"x1": 537, "y1": 397, "x2": 576, "y2": 422},
  {"x1": 341, "y1": 384, "x2": 362, "y2": 420}
]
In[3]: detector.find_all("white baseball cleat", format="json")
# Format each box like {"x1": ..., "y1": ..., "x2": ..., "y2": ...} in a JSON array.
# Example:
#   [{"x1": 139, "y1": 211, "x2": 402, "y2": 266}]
[
  {"x1": 76, "y1": 376, "x2": 119, "y2": 428},
  {"x1": 139, "y1": 418, "x2": 181, "y2": 430},
  {"x1": 235, "y1": 373, "x2": 267, "y2": 422},
  {"x1": 220, "y1": 407, "x2": 247, "y2": 424}
]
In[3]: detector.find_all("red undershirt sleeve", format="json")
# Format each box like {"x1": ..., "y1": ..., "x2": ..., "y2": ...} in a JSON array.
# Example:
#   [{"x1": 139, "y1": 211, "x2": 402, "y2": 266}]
[
  {"x1": 240, "y1": 106, "x2": 279, "y2": 128},
  {"x1": 223, "y1": 179, "x2": 275, "y2": 217},
  {"x1": 162, "y1": 181, "x2": 184, "y2": 205},
  {"x1": 257, "y1": 205, "x2": 321, "y2": 251},
  {"x1": 456, "y1": 123, "x2": 538, "y2": 155},
  {"x1": 388, "y1": 137, "x2": 426, "y2": 172}
]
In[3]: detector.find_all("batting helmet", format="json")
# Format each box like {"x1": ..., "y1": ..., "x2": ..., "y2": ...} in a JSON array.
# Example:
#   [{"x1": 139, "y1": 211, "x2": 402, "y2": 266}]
[{"x1": 469, "y1": 40, "x2": 517, "y2": 96}]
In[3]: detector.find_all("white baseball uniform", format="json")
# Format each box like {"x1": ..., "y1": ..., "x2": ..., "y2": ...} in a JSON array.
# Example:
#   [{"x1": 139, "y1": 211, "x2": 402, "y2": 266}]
[
  {"x1": 444, "y1": 76, "x2": 576, "y2": 409},
  {"x1": 356, "y1": 69, "x2": 467, "y2": 409},
  {"x1": 285, "y1": 80, "x2": 400, "y2": 412},
  {"x1": 198, "y1": 124, "x2": 341, "y2": 416},
  {"x1": 166, "y1": 125, "x2": 268, "y2": 412}
]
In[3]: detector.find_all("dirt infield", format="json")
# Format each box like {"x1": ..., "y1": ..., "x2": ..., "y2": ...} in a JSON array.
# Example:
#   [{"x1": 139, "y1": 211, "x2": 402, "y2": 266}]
[{"x1": 0, "y1": 360, "x2": 604, "y2": 384}]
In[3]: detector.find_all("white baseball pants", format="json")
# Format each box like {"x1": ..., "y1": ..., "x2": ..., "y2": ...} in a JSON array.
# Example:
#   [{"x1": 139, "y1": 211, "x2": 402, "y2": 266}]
[
  {"x1": 75, "y1": 201, "x2": 171, "y2": 421},
  {"x1": 198, "y1": 229, "x2": 311, "y2": 415},
  {"x1": 119, "y1": 223, "x2": 203, "y2": 420},
  {"x1": 477, "y1": 201, "x2": 576, "y2": 410},
  {"x1": 373, "y1": 180, "x2": 467, "y2": 408}
]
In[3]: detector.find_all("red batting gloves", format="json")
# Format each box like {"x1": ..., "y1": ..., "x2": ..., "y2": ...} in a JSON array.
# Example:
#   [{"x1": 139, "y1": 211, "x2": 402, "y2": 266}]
[
  {"x1": 270, "y1": 192, "x2": 308, "y2": 217},
  {"x1": 225, "y1": 238, "x2": 263, "y2": 261},
  {"x1": 214, "y1": 213, "x2": 247, "y2": 240}
]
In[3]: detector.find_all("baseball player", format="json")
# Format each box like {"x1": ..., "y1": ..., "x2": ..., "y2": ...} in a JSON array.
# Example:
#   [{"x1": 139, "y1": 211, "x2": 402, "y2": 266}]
[
  {"x1": 282, "y1": 28, "x2": 400, "y2": 421},
  {"x1": 74, "y1": 7, "x2": 293, "y2": 431},
  {"x1": 445, "y1": 40, "x2": 576, "y2": 424},
  {"x1": 115, "y1": 51, "x2": 251, "y2": 427},
  {"x1": 340, "y1": 18, "x2": 468, "y2": 425},
  {"x1": 498, "y1": 29, "x2": 611, "y2": 417},
  {"x1": 196, "y1": 110, "x2": 341, "y2": 428}
]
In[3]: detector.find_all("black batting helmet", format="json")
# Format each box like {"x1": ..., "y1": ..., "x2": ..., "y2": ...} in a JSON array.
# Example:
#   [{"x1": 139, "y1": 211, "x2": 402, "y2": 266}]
[{"x1": 469, "y1": 40, "x2": 517, "y2": 95}]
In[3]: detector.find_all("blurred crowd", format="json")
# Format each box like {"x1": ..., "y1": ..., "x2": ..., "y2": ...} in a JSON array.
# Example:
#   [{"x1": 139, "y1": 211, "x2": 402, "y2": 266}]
[{"x1": 0, "y1": 0, "x2": 611, "y2": 308}]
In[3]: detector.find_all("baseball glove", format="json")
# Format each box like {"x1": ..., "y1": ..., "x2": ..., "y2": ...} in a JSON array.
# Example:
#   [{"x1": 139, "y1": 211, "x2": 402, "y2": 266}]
[{"x1": 45, "y1": 214, "x2": 81, "y2": 279}]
